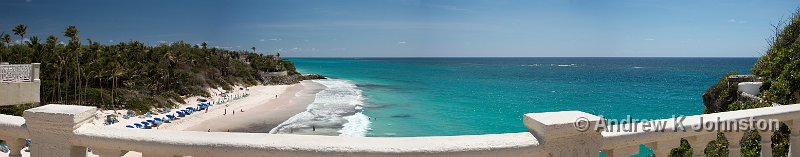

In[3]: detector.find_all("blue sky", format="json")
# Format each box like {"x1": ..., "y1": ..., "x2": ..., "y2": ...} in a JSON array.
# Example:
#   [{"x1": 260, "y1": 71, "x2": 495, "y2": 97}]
[{"x1": 2, "y1": 0, "x2": 799, "y2": 57}]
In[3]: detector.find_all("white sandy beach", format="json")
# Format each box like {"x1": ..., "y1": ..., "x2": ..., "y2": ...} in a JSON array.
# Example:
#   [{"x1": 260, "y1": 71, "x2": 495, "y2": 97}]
[{"x1": 85, "y1": 80, "x2": 325, "y2": 133}]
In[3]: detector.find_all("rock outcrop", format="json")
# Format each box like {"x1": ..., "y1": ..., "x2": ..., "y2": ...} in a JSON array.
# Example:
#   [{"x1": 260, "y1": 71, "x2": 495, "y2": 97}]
[{"x1": 301, "y1": 74, "x2": 326, "y2": 80}]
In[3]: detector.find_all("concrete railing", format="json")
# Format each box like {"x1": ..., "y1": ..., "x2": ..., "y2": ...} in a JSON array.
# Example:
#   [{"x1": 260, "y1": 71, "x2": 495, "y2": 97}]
[
  {"x1": 0, "y1": 63, "x2": 41, "y2": 106},
  {"x1": 1, "y1": 104, "x2": 800, "y2": 157}
]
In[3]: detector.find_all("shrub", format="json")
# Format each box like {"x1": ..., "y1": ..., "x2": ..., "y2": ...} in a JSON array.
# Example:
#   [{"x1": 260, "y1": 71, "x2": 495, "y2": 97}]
[
  {"x1": 703, "y1": 132, "x2": 729, "y2": 157},
  {"x1": 752, "y1": 9, "x2": 800, "y2": 105},
  {"x1": 771, "y1": 122, "x2": 791, "y2": 157},
  {"x1": 669, "y1": 138, "x2": 693, "y2": 157},
  {"x1": 739, "y1": 130, "x2": 761, "y2": 157}
]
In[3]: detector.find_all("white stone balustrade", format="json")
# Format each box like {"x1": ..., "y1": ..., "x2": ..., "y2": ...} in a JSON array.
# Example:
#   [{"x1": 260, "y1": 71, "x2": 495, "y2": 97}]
[
  {"x1": 0, "y1": 104, "x2": 799, "y2": 157},
  {"x1": 0, "y1": 63, "x2": 41, "y2": 106}
]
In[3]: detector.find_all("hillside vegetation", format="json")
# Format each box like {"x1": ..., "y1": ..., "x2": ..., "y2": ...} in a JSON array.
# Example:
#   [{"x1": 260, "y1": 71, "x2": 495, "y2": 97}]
[
  {"x1": 695, "y1": 9, "x2": 800, "y2": 157},
  {"x1": 0, "y1": 25, "x2": 299, "y2": 114}
]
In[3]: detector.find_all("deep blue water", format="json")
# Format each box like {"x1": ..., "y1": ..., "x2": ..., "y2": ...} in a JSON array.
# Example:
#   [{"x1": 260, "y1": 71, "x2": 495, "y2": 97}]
[{"x1": 289, "y1": 57, "x2": 756, "y2": 137}]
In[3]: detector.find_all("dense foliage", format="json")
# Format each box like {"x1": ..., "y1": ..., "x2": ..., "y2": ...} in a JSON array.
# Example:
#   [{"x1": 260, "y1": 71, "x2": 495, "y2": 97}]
[
  {"x1": 669, "y1": 138, "x2": 693, "y2": 157},
  {"x1": 771, "y1": 123, "x2": 791, "y2": 157},
  {"x1": 752, "y1": 10, "x2": 800, "y2": 105},
  {"x1": 703, "y1": 132, "x2": 729, "y2": 157},
  {"x1": 739, "y1": 130, "x2": 761, "y2": 157},
  {"x1": 702, "y1": 72, "x2": 739, "y2": 113},
  {"x1": 0, "y1": 25, "x2": 297, "y2": 114},
  {"x1": 726, "y1": 99, "x2": 771, "y2": 111},
  {"x1": 698, "y1": 9, "x2": 800, "y2": 157}
]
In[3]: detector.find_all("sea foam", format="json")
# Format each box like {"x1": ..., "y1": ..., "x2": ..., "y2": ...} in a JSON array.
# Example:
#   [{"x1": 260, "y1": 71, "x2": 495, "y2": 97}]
[{"x1": 269, "y1": 79, "x2": 371, "y2": 136}]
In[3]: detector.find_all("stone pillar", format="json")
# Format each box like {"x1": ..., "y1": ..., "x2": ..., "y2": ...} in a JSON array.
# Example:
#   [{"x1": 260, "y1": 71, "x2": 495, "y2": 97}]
[
  {"x1": 524, "y1": 111, "x2": 603, "y2": 157},
  {"x1": 2, "y1": 137, "x2": 26, "y2": 157},
  {"x1": 30, "y1": 63, "x2": 40, "y2": 82},
  {"x1": 652, "y1": 140, "x2": 680, "y2": 156},
  {"x1": 723, "y1": 131, "x2": 743, "y2": 157},
  {"x1": 760, "y1": 130, "x2": 774, "y2": 157},
  {"x1": 23, "y1": 104, "x2": 96, "y2": 157},
  {"x1": 789, "y1": 120, "x2": 800, "y2": 156}
]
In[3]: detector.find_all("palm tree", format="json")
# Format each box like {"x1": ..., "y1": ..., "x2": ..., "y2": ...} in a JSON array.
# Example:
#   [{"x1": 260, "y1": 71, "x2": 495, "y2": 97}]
[
  {"x1": 27, "y1": 36, "x2": 39, "y2": 47},
  {"x1": 45, "y1": 35, "x2": 62, "y2": 103},
  {"x1": 1, "y1": 33, "x2": 10, "y2": 46},
  {"x1": 201, "y1": 42, "x2": 207, "y2": 49},
  {"x1": 13, "y1": 24, "x2": 27, "y2": 43},
  {"x1": 28, "y1": 36, "x2": 40, "y2": 62},
  {"x1": 251, "y1": 47, "x2": 256, "y2": 53},
  {"x1": 1, "y1": 33, "x2": 10, "y2": 62},
  {"x1": 63, "y1": 26, "x2": 81, "y2": 105}
]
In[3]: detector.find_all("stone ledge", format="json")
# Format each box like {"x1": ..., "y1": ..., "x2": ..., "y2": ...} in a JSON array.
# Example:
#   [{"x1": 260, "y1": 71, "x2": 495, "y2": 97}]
[
  {"x1": 24, "y1": 104, "x2": 96, "y2": 130},
  {"x1": 523, "y1": 111, "x2": 602, "y2": 143}
]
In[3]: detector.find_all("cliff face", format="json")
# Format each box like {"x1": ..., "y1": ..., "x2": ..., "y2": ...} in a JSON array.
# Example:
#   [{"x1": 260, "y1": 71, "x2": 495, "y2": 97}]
[
  {"x1": 703, "y1": 73, "x2": 749, "y2": 113},
  {"x1": 702, "y1": 74, "x2": 762, "y2": 113},
  {"x1": 702, "y1": 84, "x2": 736, "y2": 114}
]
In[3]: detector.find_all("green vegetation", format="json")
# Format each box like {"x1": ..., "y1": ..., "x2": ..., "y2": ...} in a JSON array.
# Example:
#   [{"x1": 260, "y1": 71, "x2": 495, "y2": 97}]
[
  {"x1": 702, "y1": 72, "x2": 739, "y2": 113},
  {"x1": 726, "y1": 99, "x2": 771, "y2": 111},
  {"x1": 752, "y1": 10, "x2": 800, "y2": 105},
  {"x1": 739, "y1": 130, "x2": 761, "y2": 157},
  {"x1": 0, "y1": 25, "x2": 299, "y2": 114},
  {"x1": 771, "y1": 123, "x2": 791, "y2": 157},
  {"x1": 669, "y1": 138, "x2": 693, "y2": 157},
  {"x1": 698, "y1": 9, "x2": 800, "y2": 157},
  {"x1": 703, "y1": 132, "x2": 729, "y2": 157}
]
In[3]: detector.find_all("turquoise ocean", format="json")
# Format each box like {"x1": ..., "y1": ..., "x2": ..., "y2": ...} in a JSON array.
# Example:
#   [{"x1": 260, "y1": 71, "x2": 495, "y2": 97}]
[{"x1": 288, "y1": 57, "x2": 757, "y2": 137}]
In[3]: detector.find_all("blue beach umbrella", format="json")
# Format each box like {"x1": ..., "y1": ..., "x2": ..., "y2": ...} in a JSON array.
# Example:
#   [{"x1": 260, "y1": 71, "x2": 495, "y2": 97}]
[
  {"x1": 126, "y1": 125, "x2": 135, "y2": 128},
  {"x1": 134, "y1": 123, "x2": 143, "y2": 128}
]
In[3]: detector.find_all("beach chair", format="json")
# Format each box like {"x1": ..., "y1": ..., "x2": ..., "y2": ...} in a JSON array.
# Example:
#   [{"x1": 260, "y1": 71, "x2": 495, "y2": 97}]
[
  {"x1": 166, "y1": 114, "x2": 176, "y2": 120},
  {"x1": 141, "y1": 122, "x2": 150, "y2": 129},
  {"x1": 147, "y1": 120, "x2": 157, "y2": 126}
]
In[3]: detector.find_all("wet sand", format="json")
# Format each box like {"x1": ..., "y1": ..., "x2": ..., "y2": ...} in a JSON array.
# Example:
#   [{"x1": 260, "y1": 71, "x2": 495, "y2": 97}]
[{"x1": 184, "y1": 80, "x2": 325, "y2": 132}]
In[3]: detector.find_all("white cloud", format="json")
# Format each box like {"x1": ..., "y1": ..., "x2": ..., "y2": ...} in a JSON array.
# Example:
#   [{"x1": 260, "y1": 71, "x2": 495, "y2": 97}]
[
  {"x1": 728, "y1": 19, "x2": 748, "y2": 24},
  {"x1": 645, "y1": 38, "x2": 655, "y2": 41},
  {"x1": 398, "y1": 41, "x2": 407, "y2": 44},
  {"x1": 269, "y1": 38, "x2": 281, "y2": 41},
  {"x1": 259, "y1": 39, "x2": 265, "y2": 42},
  {"x1": 108, "y1": 40, "x2": 114, "y2": 43}
]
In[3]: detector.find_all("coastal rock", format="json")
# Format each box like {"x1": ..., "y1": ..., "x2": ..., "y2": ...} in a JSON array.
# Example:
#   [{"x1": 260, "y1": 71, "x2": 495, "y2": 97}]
[
  {"x1": 302, "y1": 74, "x2": 326, "y2": 80},
  {"x1": 702, "y1": 73, "x2": 739, "y2": 113}
]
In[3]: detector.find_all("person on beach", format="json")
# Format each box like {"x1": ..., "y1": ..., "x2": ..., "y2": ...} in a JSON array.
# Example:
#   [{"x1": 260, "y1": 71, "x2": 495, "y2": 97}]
[
  {"x1": 208, "y1": 129, "x2": 211, "y2": 132},
  {"x1": 240, "y1": 109, "x2": 244, "y2": 112},
  {"x1": 224, "y1": 109, "x2": 227, "y2": 115},
  {"x1": 312, "y1": 126, "x2": 315, "y2": 131},
  {"x1": 233, "y1": 110, "x2": 235, "y2": 115}
]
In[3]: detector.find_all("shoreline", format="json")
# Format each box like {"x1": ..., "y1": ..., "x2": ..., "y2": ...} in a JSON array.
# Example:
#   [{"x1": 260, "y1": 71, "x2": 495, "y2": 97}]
[{"x1": 184, "y1": 80, "x2": 326, "y2": 132}]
